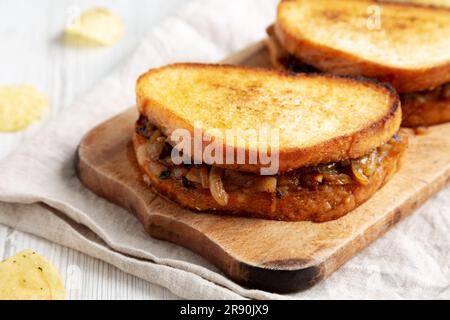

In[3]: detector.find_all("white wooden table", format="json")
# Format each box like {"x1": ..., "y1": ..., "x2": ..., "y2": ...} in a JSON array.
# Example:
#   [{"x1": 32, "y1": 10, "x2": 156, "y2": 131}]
[{"x1": 0, "y1": 0, "x2": 193, "y2": 300}]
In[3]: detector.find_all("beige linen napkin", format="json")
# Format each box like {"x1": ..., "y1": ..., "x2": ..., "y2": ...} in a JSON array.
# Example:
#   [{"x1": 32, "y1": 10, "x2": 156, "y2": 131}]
[{"x1": 0, "y1": 0, "x2": 449, "y2": 300}]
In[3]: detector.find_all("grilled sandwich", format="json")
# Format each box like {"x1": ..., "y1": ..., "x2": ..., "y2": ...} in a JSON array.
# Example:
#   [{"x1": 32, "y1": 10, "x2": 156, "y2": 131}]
[{"x1": 133, "y1": 63, "x2": 407, "y2": 222}]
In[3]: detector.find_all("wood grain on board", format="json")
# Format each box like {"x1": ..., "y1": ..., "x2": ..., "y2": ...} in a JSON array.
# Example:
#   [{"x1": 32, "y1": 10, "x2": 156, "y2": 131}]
[{"x1": 76, "y1": 42, "x2": 450, "y2": 293}]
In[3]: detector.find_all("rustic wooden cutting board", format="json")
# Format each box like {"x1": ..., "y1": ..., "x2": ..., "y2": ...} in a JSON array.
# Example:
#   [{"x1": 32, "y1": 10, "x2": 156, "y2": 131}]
[{"x1": 76, "y1": 41, "x2": 450, "y2": 293}]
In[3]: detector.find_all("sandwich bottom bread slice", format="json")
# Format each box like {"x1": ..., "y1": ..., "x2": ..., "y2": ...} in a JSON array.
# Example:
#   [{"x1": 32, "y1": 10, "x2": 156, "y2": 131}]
[
  {"x1": 133, "y1": 127, "x2": 407, "y2": 222},
  {"x1": 133, "y1": 64, "x2": 407, "y2": 222},
  {"x1": 266, "y1": 25, "x2": 450, "y2": 128}
]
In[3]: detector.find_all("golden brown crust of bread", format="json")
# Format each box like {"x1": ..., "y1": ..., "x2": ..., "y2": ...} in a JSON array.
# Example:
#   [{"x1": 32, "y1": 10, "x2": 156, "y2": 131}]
[
  {"x1": 266, "y1": 98, "x2": 400, "y2": 173},
  {"x1": 275, "y1": 0, "x2": 450, "y2": 93},
  {"x1": 132, "y1": 131, "x2": 408, "y2": 222},
  {"x1": 137, "y1": 63, "x2": 402, "y2": 173}
]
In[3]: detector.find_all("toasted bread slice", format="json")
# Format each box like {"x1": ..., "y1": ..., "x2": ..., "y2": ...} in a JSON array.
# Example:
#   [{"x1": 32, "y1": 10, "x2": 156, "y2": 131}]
[
  {"x1": 275, "y1": 0, "x2": 450, "y2": 93},
  {"x1": 137, "y1": 63, "x2": 401, "y2": 173},
  {"x1": 133, "y1": 131, "x2": 408, "y2": 222}
]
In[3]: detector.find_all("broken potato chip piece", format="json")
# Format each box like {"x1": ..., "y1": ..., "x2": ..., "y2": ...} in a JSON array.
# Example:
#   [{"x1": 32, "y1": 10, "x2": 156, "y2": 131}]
[
  {"x1": 0, "y1": 85, "x2": 48, "y2": 132},
  {"x1": 0, "y1": 250, "x2": 65, "y2": 300},
  {"x1": 64, "y1": 7, "x2": 124, "y2": 46}
]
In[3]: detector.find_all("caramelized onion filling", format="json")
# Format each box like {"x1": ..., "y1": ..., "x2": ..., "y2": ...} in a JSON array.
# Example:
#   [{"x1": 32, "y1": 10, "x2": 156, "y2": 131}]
[{"x1": 136, "y1": 116, "x2": 407, "y2": 206}]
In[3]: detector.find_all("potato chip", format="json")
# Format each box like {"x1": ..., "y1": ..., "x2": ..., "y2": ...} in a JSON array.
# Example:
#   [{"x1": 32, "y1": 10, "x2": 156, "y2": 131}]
[
  {"x1": 0, "y1": 250, "x2": 65, "y2": 300},
  {"x1": 64, "y1": 7, "x2": 124, "y2": 46},
  {"x1": 0, "y1": 85, "x2": 48, "y2": 132}
]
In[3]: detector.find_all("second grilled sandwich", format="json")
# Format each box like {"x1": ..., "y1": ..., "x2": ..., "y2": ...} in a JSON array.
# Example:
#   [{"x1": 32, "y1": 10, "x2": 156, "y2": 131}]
[{"x1": 267, "y1": 0, "x2": 450, "y2": 127}]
